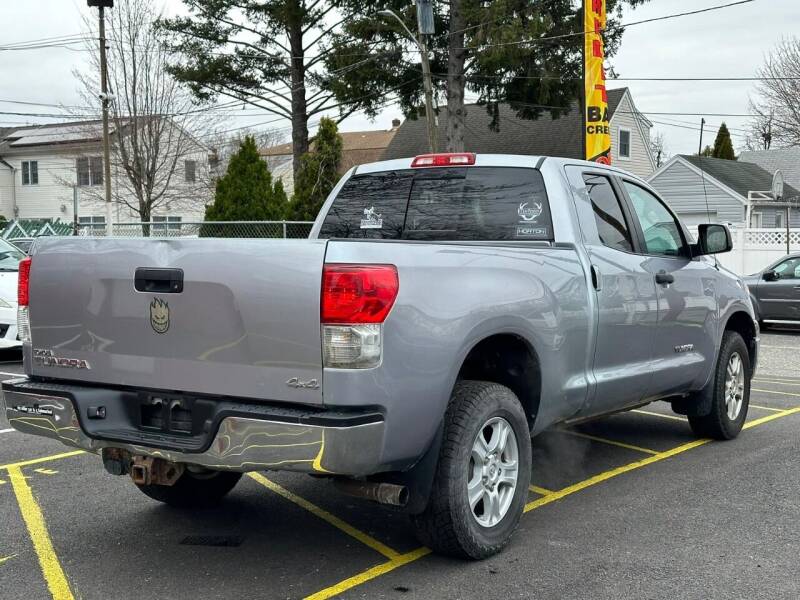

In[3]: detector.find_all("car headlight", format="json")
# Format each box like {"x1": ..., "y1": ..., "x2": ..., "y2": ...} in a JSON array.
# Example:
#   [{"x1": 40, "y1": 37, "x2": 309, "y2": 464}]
[{"x1": 0, "y1": 297, "x2": 12, "y2": 309}]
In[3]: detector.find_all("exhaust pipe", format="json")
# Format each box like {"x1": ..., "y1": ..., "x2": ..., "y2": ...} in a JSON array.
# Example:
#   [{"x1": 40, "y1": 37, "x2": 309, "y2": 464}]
[{"x1": 334, "y1": 479, "x2": 409, "y2": 507}]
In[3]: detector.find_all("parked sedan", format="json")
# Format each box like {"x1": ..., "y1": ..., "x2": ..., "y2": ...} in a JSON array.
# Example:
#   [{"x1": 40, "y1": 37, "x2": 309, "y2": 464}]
[
  {"x1": 745, "y1": 253, "x2": 800, "y2": 327},
  {"x1": 0, "y1": 238, "x2": 26, "y2": 348},
  {"x1": 10, "y1": 238, "x2": 35, "y2": 254}
]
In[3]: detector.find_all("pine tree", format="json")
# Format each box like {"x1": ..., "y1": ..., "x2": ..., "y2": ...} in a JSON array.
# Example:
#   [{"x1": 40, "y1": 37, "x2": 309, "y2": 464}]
[
  {"x1": 289, "y1": 118, "x2": 343, "y2": 221},
  {"x1": 712, "y1": 123, "x2": 736, "y2": 160},
  {"x1": 203, "y1": 136, "x2": 287, "y2": 236}
]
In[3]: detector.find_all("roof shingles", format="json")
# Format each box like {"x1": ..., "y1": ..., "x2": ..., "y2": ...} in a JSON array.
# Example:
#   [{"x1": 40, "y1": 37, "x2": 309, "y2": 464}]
[
  {"x1": 384, "y1": 89, "x2": 628, "y2": 160},
  {"x1": 681, "y1": 155, "x2": 800, "y2": 200}
]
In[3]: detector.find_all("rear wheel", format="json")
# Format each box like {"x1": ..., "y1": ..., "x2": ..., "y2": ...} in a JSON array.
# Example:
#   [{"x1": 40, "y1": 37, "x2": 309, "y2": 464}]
[
  {"x1": 135, "y1": 469, "x2": 242, "y2": 508},
  {"x1": 411, "y1": 381, "x2": 532, "y2": 559},
  {"x1": 688, "y1": 331, "x2": 750, "y2": 440}
]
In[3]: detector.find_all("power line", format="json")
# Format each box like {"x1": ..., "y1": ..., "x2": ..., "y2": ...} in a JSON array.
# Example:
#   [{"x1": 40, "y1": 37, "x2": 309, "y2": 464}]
[{"x1": 458, "y1": 0, "x2": 755, "y2": 52}]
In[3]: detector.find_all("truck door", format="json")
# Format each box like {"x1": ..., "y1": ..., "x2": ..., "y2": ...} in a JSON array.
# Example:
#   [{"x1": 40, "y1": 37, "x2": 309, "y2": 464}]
[
  {"x1": 565, "y1": 166, "x2": 658, "y2": 416},
  {"x1": 618, "y1": 179, "x2": 717, "y2": 396}
]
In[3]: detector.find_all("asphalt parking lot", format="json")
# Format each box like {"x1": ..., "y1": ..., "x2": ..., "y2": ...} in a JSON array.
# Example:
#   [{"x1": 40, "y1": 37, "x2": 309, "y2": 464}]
[{"x1": 2, "y1": 330, "x2": 800, "y2": 600}]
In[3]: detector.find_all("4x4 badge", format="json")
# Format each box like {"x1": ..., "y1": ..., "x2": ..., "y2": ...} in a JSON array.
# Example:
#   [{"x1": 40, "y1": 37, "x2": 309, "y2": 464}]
[{"x1": 150, "y1": 298, "x2": 170, "y2": 334}]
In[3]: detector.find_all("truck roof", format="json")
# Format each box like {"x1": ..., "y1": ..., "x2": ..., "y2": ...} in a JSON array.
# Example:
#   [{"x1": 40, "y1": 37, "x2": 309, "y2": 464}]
[{"x1": 354, "y1": 153, "x2": 642, "y2": 181}]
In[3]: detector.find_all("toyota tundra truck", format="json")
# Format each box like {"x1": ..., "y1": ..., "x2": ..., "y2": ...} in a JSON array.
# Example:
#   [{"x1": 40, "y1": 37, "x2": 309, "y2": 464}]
[{"x1": 2, "y1": 154, "x2": 758, "y2": 559}]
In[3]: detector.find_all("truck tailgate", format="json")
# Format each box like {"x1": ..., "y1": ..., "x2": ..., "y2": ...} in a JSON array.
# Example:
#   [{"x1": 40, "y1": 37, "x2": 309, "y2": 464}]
[{"x1": 27, "y1": 237, "x2": 326, "y2": 405}]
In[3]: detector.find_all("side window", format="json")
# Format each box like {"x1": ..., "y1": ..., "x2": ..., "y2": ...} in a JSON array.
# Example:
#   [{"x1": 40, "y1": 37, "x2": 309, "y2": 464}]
[
  {"x1": 773, "y1": 258, "x2": 800, "y2": 280},
  {"x1": 624, "y1": 182, "x2": 686, "y2": 257},
  {"x1": 583, "y1": 173, "x2": 634, "y2": 252}
]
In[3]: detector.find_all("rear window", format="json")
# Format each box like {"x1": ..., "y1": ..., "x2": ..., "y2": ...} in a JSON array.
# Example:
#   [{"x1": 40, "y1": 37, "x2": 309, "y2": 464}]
[{"x1": 318, "y1": 167, "x2": 553, "y2": 242}]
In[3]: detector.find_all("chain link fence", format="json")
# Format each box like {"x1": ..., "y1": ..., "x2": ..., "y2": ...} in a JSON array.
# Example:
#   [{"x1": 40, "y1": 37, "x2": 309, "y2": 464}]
[{"x1": 76, "y1": 221, "x2": 315, "y2": 239}]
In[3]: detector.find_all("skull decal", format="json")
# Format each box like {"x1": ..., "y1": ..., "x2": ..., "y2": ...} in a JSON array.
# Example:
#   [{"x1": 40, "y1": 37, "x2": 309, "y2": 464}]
[{"x1": 149, "y1": 298, "x2": 170, "y2": 334}]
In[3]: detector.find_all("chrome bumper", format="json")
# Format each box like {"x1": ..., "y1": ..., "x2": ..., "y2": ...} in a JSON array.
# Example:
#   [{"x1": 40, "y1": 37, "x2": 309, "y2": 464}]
[{"x1": 2, "y1": 381, "x2": 385, "y2": 475}]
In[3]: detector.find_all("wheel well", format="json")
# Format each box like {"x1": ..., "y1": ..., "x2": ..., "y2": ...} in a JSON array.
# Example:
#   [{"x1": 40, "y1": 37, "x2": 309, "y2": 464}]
[
  {"x1": 724, "y1": 311, "x2": 757, "y2": 373},
  {"x1": 457, "y1": 334, "x2": 541, "y2": 427}
]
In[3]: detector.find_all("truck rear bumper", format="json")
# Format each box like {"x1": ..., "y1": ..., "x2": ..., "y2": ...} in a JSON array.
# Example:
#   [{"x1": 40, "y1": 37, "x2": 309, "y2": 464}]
[{"x1": 2, "y1": 378, "x2": 385, "y2": 476}]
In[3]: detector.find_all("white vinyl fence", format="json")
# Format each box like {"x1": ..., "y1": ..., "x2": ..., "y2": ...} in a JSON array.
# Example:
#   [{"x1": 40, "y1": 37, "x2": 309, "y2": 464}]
[{"x1": 716, "y1": 228, "x2": 800, "y2": 275}]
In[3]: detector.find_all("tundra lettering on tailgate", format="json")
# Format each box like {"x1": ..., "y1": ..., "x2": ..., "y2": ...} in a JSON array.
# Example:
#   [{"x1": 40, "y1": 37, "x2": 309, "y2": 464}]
[{"x1": 33, "y1": 349, "x2": 91, "y2": 370}]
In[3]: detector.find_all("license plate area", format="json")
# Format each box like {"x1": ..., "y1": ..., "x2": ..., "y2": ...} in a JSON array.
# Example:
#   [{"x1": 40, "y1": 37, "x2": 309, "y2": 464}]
[{"x1": 138, "y1": 393, "x2": 215, "y2": 437}]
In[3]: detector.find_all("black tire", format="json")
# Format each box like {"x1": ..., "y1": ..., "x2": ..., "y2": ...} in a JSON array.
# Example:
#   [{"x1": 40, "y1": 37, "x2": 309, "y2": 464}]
[
  {"x1": 687, "y1": 331, "x2": 751, "y2": 440},
  {"x1": 411, "y1": 381, "x2": 532, "y2": 559},
  {"x1": 135, "y1": 469, "x2": 243, "y2": 508}
]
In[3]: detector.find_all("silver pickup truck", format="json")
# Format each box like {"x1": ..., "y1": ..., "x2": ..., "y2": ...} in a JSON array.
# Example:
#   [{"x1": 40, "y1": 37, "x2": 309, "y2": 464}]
[{"x1": 3, "y1": 154, "x2": 758, "y2": 559}]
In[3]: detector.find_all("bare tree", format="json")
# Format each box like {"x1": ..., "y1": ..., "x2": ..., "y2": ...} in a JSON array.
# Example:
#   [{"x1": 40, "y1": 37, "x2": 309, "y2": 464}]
[
  {"x1": 750, "y1": 37, "x2": 800, "y2": 148},
  {"x1": 744, "y1": 102, "x2": 774, "y2": 151},
  {"x1": 76, "y1": 0, "x2": 214, "y2": 223},
  {"x1": 650, "y1": 131, "x2": 668, "y2": 168}
]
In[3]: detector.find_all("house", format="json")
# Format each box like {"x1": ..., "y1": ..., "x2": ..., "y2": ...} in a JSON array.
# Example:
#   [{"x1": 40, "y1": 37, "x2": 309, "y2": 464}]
[
  {"x1": 0, "y1": 119, "x2": 211, "y2": 232},
  {"x1": 647, "y1": 154, "x2": 800, "y2": 231},
  {"x1": 740, "y1": 147, "x2": 800, "y2": 190},
  {"x1": 261, "y1": 121, "x2": 402, "y2": 197},
  {"x1": 383, "y1": 88, "x2": 656, "y2": 179}
]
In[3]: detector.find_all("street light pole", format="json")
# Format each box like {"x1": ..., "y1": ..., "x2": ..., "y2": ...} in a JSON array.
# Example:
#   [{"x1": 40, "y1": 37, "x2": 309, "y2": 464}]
[
  {"x1": 89, "y1": 0, "x2": 114, "y2": 235},
  {"x1": 378, "y1": 9, "x2": 437, "y2": 153}
]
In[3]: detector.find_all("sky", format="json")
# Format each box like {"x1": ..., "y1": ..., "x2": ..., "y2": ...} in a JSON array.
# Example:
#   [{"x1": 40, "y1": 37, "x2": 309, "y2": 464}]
[{"x1": 1, "y1": 0, "x2": 798, "y2": 158}]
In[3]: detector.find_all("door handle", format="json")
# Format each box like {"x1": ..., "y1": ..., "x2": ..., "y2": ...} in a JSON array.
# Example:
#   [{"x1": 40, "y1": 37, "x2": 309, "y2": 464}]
[
  {"x1": 134, "y1": 268, "x2": 184, "y2": 293},
  {"x1": 655, "y1": 271, "x2": 675, "y2": 285},
  {"x1": 590, "y1": 264, "x2": 601, "y2": 291}
]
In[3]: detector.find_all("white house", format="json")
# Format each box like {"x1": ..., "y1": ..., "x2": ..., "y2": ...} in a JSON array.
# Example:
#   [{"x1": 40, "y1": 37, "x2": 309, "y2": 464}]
[
  {"x1": 0, "y1": 119, "x2": 212, "y2": 233},
  {"x1": 648, "y1": 154, "x2": 800, "y2": 232}
]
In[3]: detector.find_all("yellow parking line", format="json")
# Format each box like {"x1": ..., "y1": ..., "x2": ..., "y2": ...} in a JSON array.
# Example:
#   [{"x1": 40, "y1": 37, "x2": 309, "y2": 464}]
[
  {"x1": 743, "y1": 406, "x2": 800, "y2": 429},
  {"x1": 247, "y1": 472, "x2": 401, "y2": 560},
  {"x1": 304, "y1": 406, "x2": 799, "y2": 599},
  {"x1": 304, "y1": 547, "x2": 431, "y2": 600},
  {"x1": 7, "y1": 467, "x2": 74, "y2": 600},
  {"x1": 529, "y1": 485, "x2": 553, "y2": 496},
  {"x1": 0, "y1": 450, "x2": 86, "y2": 472},
  {"x1": 557, "y1": 430, "x2": 659, "y2": 455},
  {"x1": 752, "y1": 388, "x2": 800, "y2": 398},
  {"x1": 750, "y1": 404, "x2": 784, "y2": 413},
  {"x1": 524, "y1": 438, "x2": 710, "y2": 513},
  {"x1": 525, "y1": 406, "x2": 800, "y2": 514},
  {"x1": 631, "y1": 409, "x2": 686, "y2": 422}
]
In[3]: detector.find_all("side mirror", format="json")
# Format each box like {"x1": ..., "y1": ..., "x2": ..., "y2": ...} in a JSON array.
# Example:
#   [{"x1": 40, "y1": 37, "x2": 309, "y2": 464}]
[
  {"x1": 763, "y1": 270, "x2": 779, "y2": 282},
  {"x1": 696, "y1": 223, "x2": 732, "y2": 255}
]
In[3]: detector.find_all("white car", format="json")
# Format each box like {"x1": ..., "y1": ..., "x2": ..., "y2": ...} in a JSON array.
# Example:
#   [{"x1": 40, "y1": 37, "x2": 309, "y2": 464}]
[{"x1": 0, "y1": 238, "x2": 26, "y2": 348}]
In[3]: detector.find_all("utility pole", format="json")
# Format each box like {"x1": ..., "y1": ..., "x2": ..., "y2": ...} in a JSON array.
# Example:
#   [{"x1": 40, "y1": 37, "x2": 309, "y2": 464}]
[
  {"x1": 378, "y1": 4, "x2": 437, "y2": 153},
  {"x1": 73, "y1": 186, "x2": 79, "y2": 236},
  {"x1": 88, "y1": 0, "x2": 114, "y2": 235},
  {"x1": 418, "y1": 35, "x2": 437, "y2": 153}
]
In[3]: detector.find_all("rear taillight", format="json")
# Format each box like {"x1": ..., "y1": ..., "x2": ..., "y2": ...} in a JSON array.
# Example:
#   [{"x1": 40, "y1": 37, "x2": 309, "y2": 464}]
[
  {"x1": 18, "y1": 257, "x2": 31, "y2": 306},
  {"x1": 321, "y1": 264, "x2": 398, "y2": 369},
  {"x1": 18, "y1": 256, "x2": 31, "y2": 343},
  {"x1": 411, "y1": 153, "x2": 476, "y2": 168}
]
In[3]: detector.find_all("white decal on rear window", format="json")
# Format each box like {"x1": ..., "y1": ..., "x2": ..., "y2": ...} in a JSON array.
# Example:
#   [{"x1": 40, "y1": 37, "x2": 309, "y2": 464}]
[
  {"x1": 518, "y1": 202, "x2": 543, "y2": 223},
  {"x1": 360, "y1": 206, "x2": 383, "y2": 229}
]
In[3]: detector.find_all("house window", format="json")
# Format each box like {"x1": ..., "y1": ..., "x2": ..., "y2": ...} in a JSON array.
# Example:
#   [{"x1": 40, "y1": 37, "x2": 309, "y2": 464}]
[
  {"x1": 153, "y1": 216, "x2": 182, "y2": 234},
  {"x1": 750, "y1": 212, "x2": 762, "y2": 228},
  {"x1": 619, "y1": 129, "x2": 631, "y2": 159},
  {"x1": 775, "y1": 210, "x2": 785, "y2": 229},
  {"x1": 77, "y1": 157, "x2": 104, "y2": 186},
  {"x1": 21, "y1": 161, "x2": 38, "y2": 185},
  {"x1": 184, "y1": 160, "x2": 197, "y2": 183},
  {"x1": 78, "y1": 216, "x2": 106, "y2": 233}
]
